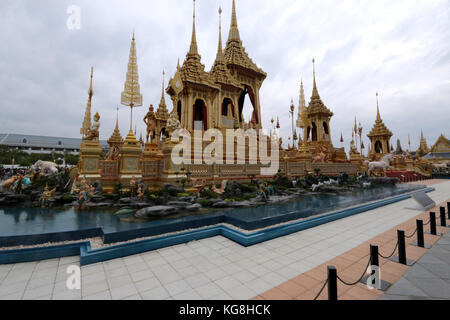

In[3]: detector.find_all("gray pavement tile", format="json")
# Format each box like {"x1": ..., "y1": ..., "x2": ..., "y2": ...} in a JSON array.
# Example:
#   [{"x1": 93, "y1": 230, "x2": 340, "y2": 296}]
[
  {"x1": 386, "y1": 278, "x2": 429, "y2": 298},
  {"x1": 420, "y1": 263, "x2": 450, "y2": 280},
  {"x1": 404, "y1": 264, "x2": 440, "y2": 280},
  {"x1": 407, "y1": 276, "x2": 450, "y2": 299}
]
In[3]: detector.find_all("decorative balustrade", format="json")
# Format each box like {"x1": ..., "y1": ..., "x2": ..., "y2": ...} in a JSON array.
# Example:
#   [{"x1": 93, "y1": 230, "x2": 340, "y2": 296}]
[{"x1": 100, "y1": 160, "x2": 119, "y2": 179}]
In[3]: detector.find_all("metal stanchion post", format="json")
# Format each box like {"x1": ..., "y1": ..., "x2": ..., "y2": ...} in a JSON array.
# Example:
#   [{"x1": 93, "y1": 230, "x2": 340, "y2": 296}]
[
  {"x1": 440, "y1": 207, "x2": 447, "y2": 227},
  {"x1": 391, "y1": 230, "x2": 415, "y2": 266},
  {"x1": 430, "y1": 212, "x2": 437, "y2": 235},
  {"x1": 410, "y1": 220, "x2": 430, "y2": 249},
  {"x1": 398, "y1": 230, "x2": 407, "y2": 265},
  {"x1": 327, "y1": 266, "x2": 337, "y2": 301},
  {"x1": 360, "y1": 245, "x2": 391, "y2": 291}
]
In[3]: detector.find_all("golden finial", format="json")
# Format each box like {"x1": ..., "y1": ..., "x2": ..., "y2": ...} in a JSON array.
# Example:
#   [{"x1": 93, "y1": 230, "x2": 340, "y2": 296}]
[
  {"x1": 228, "y1": 0, "x2": 241, "y2": 41},
  {"x1": 376, "y1": 92, "x2": 381, "y2": 121},
  {"x1": 188, "y1": 0, "x2": 199, "y2": 56},
  {"x1": 89, "y1": 66, "x2": 93, "y2": 97},
  {"x1": 312, "y1": 57, "x2": 319, "y2": 97},
  {"x1": 115, "y1": 107, "x2": 119, "y2": 130},
  {"x1": 216, "y1": 5, "x2": 224, "y2": 61}
]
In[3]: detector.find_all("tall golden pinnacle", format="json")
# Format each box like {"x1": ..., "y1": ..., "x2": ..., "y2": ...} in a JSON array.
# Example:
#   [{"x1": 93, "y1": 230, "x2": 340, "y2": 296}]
[
  {"x1": 80, "y1": 66, "x2": 94, "y2": 137},
  {"x1": 121, "y1": 33, "x2": 143, "y2": 133},
  {"x1": 228, "y1": 0, "x2": 241, "y2": 41},
  {"x1": 312, "y1": 58, "x2": 319, "y2": 98},
  {"x1": 376, "y1": 92, "x2": 381, "y2": 122},
  {"x1": 188, "y1": 0, "x2": 199, "y2": 57},
  {"x1": 216, "y1": 6, "x2": 223, "y2": 61}
]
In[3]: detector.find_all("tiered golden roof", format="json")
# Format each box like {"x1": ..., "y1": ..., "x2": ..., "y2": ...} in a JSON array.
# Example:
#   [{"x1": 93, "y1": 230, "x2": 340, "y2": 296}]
[
  {"x1": 108, "y1": 109, "x2": 123, "y2": 145},
  {"x1": 121, "y1": 34, "x2": 143, "y2": 109},
  {"x1": 417, "y1": 130, "x2": 429, "y2": 154},
  {"x1": 210, "y1": 6, "x2": 242, "y2": 89},
  {"x1": 307, "y1": 59, "x2": 333, "y2": 117},
  {"x1": 223, "y1": 0, "x2": 266, "y2": 79},
  {"x1": 367, "y1": 93, "x2": 393, "y2": 138},
  {"x1": 180, "y1": 0, "x2": 217, "y2": 88}
]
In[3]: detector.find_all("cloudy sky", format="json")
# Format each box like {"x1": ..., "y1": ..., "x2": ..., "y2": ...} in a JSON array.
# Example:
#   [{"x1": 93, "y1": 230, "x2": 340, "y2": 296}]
[{"x1": 0, "y1": 0, "x2": 449, "y2": 153}]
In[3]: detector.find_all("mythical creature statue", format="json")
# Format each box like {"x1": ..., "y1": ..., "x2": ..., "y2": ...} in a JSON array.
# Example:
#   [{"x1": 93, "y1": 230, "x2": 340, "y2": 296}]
[
  {"x1": 212, "y1": 180, "x2": 228, "y2": 195},
  {"x1": 166, "y1": 109, "x2": 181, "y2": 137},
  {"x1": 312, "y1": 152, "x2": 327, "y2": 163},
  {"x1": 31, "y1": 160, "x2": 58, "y2": 175},
  {"x1": 1, "y1": 175, "x2": 18, "y2": 192},
  {"x1": 40, "y1": 184, "x2": 56, "y2": 208},
  {"x1": 367, "y1": 153, "x2": 394, "y2": 177},
  {"x1": 84, "y1": 112, "x2": 100, "y2": 141}
]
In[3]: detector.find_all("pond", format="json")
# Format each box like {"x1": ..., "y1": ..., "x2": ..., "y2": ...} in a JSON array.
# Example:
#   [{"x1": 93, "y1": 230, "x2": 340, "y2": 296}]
[{"x1": 0, "y1": 184, "x2": 427, "y2": 241}]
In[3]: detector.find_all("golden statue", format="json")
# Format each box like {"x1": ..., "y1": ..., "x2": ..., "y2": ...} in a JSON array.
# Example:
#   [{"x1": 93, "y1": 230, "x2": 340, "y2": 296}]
[
  {"x1": 84, "y1": 112, "x2": 100, "y2": 141},
  {"x1": 143, "y1": 105, "x2": 157, "y2": 143}
]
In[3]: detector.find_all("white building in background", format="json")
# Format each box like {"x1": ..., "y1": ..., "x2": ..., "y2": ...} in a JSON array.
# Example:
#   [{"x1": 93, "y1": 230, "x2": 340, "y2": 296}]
[{"x1": 0, "y1": 133, "x2": 108, "y2": 155}]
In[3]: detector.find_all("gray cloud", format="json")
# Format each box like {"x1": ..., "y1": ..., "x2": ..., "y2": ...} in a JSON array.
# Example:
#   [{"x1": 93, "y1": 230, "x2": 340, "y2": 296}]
[{"x1": 0, "y1": 0, "x2": 449, "y2": 154}]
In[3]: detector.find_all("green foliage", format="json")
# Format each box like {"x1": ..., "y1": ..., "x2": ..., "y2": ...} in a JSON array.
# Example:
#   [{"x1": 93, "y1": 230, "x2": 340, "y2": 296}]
[
  {"x1": 243, "y1": 193, "x2": 256, "y2": 200},
  {"x1": 272, "y1": 169, "x2": 292, "y2": 188},
  {"x1": 177, "y1": 193, "x2": 190, "y2": 198},
  {"x1": 200, "y1": 188, "x2": 220, "y2": 199},
  {"x1": 61, "y1": 193, "x2": 75, "y2": 203},
  {"x1": 0, "y1": 145, "x2": 79, "y2": 166},
  {"x1": 195, "y1": 199, "x2": 213, "y2": 207}
]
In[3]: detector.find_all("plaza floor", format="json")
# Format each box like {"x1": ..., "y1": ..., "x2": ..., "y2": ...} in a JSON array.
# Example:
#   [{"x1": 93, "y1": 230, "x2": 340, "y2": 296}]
[{"x1": 0, "y1": 180, "x2": 449, "y2": 300}]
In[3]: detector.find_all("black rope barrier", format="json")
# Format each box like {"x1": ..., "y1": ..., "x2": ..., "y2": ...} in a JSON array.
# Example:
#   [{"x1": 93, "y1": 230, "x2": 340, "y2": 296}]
[
  {"x1": 405, "y1": 228, "x2": 417, "y2": 239},
  {"x1": 378, "y1": 240, "x2": 399, "y2": 259},
  {"x1": 336, "y1": 257, "x2": 371, "y2": 286},
  {"x1": 313, "y1": 279, "x2": 328, "y2": 301}
]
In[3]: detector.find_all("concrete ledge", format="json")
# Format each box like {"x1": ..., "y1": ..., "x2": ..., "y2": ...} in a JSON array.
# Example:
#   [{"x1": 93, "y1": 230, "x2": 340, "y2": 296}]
[{"x1": 0, "y1": 187, "x2": 435, "y2": 266}]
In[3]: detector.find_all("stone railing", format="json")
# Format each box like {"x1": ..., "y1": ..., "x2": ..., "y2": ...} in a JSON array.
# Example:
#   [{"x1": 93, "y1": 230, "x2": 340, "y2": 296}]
[
  {"x1": 142, "y1": 160, "x2": 161, "y2": 178},
  {"x1": 100, "y1": 160, "x2": 119, "y2": 178}
]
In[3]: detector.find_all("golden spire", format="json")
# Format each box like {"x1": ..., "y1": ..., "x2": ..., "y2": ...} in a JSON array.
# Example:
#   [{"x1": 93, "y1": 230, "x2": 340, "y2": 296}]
[
  {"x1": 121, "y1": 33, "x2": 143, "y2": 133},
  {"x1": 108, "y1": 107, "x2": 123, "y2": 145},
  {"x1": 368, "y1": 92, "x2": 392, "y2": 139},
  {"x1": 308, "y1": 58, "x2": 333, "y2": 117},
  {"x1": 376, "y1": 92, "x2": 381, "y2": 121},
  {"x1": 312, "y1": 58, "x2": 319, "y2": 98},
  {"x1": 80, "y1": 66, "x2": 94, "y2": 137},
  {"x1": 216, "y1": 6, "x2": 223, "y2": 61},
  {"x1": 156, "y1": 70, "x2": 169, "y2": 120},
  {"x1": 228, "y1": 0, "x2": 241, "y2": 41},
  {"x1": 210, "y1": 5, "x2": 241, "y2": 88},
  {"x1": 160, "y1": 69, "x2": 166, "y2": 106},
  {"x1": 223, "y1": 0, "x2": 266, "y2": 78},
  {"x1": 188, "y1": 0, "x2": 199, "y2": 57}
]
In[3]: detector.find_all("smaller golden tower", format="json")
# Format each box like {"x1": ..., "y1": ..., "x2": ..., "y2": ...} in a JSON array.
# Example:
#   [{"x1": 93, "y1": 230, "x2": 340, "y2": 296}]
[
  {"x1": 78, "y1": 68, "x2": 103, "y2": 180},
  {"x1": 119, "y1": 33, "x2": 143, "y2": 181},
  {"x1": 367, "y1": 93, "x2": 393, "y2": 158},
  {"x1": 416, "y1": 130, "x2": 430, "y2": 156}
]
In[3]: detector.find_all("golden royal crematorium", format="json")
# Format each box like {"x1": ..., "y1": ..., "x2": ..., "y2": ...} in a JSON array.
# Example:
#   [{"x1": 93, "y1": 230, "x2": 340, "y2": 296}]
[{"x1": 77, "y1": 0, "x2": 360, "y2": 192}]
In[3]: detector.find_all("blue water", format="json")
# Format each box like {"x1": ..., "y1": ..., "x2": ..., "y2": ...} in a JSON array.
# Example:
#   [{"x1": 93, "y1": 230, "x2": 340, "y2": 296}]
[{"x1": 0, "y1": 184, "x2": 425, "y2": 237}]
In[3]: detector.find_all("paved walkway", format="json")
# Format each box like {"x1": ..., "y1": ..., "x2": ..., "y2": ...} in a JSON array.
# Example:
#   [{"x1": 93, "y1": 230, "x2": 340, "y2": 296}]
[
  {"x1": 0, "y1": 180, "x2": 449, "y2": 300},
  {"x1": 380, "y1": 228, "x2": 450, "y2": 300}
]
